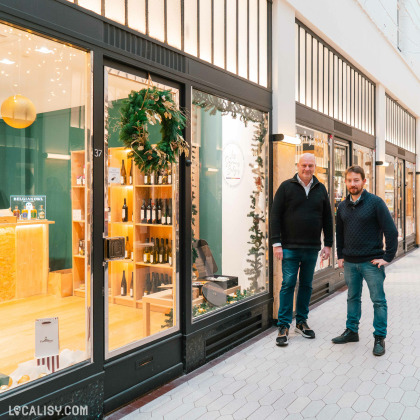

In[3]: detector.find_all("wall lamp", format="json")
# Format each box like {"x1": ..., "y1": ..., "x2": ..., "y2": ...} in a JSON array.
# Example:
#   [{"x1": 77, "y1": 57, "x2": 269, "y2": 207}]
[
  {"x1": 375, "y1": 161, "x2": 390, "y2": 167},
  {"x1": 271, "y1": 133, "x2": 302, "y2": 145}
]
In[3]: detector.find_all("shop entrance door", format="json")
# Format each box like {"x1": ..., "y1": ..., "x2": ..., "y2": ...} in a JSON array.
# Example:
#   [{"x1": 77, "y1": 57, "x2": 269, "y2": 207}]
[
  {"x1": 102, "y1": 64, "x2": 183, "y2": 411},
  {"x1": 396, "y1": 158, "x2": 405, "y2": 251},
  {"x1": 333, "y1": 140, "x2": 350, "y2": 265}
]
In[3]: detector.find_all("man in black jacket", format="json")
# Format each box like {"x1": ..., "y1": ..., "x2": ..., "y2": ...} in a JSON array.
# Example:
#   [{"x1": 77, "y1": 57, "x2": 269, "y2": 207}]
[
  {"x1": 332, "y1": 165, "x2": 398, "y2": 356},
  {"x1": 271, "y1": 153, "x2": 333, "y2": 346}
]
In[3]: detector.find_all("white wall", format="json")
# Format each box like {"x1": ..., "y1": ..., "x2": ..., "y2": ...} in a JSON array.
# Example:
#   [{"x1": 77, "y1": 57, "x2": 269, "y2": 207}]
[
  {"x1": 276, "y1": 0, "x2": 420, "y2": 118},
  {"x1": 221, "y1": 116, "x2": 267, "y2": 291}
]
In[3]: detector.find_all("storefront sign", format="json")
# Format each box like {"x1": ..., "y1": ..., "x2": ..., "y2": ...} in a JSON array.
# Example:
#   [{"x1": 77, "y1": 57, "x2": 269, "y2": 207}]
[
  {"x1": 10, "y1": 195, "x2": 46, "y2": 219},
  {"x1": 222, "y1": 143, "x2": 244, "y2": 187}
]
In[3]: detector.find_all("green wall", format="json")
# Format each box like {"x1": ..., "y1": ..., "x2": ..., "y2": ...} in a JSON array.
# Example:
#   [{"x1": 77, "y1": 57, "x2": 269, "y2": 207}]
[{"x1": 0, "y1": 108, "x2": 84, "y2": 271}]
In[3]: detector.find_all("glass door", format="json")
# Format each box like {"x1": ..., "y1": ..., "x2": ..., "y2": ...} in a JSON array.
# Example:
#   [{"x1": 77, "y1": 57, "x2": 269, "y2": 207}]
[
  {"x1": 104, "y1": 67, "x2": 179, "y2": 357},
  {"x1": 397, "y1": 158, "x2": 405, "y2": 244},
  {"x1": 333, "y1": 140, "x2": 350, "y2": 265}
]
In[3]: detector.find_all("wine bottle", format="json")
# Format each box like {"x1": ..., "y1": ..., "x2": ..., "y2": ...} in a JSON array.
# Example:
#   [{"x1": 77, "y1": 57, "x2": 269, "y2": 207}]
[
  {"x1": 120, "y1": 159, "x2": 126, "y2": 185},
  {"x1": 164, "y1": 273, "x2": 169, "y2": 285},
  {"x1": 143, "y1": 237, "x2": 150, "y2": 263},
  {"x1": 129, "y1": 159, "x2": 133, "y2": 185},
  {"x1": 145, "y1": 272, "x2": 151, "y2": 294},
  {"x1": 141, "y1": 199, "x2": 146, "y2": 223},
  {"x1": 153, "y1": 238, "x2": 159, "y2": 264},
  {"x1": 150, "y1": 170, "x2": 155, "y2": 185},
  {"x1": 159, "y1": 238, "x2": 164, "y2": 264},
  {"x1": 160, "y1": 273, "x2": 165, "y2": 287},
  {"x1": 125, "y1": 236, "x2": 130, "y2": 259},
  {"x1": 158, "y1": 169, "x2": 163, "y2": 185},
  {"x1": 38, "y1": 205, "x2": 45, "y2": 220},
  {"x1": 164, "y1": 238, "x2": 169, "y2": 263},
  {"x1": 157, "y1": 199, "x2": 162, "y2": 224},
  {"x1": 122, "y1": 198, "x2": 128, "y2": 222},
  {"x1": 167, "y1": 165, "x2": 172, "y2": 184},
  {"x1": 129, "y1": 272, "x2": 134, "y2": 297},
  {"x1": 168, "y1": 240, "x2": 173, "y2": 266},
  {"x1": 149, "y1": 238, "x2": 156, "y2": 264},
  {"x1": 146, "y1": 199, "x2": 152, "y2": 224},
  {"x1": 121, "y1": 270, "x2": 127, "y2": 296},
  {"x1": 161, "y1": 200, "x2": 167, "y2": 225},
  {"x1": 152, "y1": 201, "x2": 157, "y2": 224},
  {"x1": 167, "y1": 199, "x2": 172, "y2": 225},
  {"x1": 144, "y1": 171, "x2": 149, "y2": 185}
]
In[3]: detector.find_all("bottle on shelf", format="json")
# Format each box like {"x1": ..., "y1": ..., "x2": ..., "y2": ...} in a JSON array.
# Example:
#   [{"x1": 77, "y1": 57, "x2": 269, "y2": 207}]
[
  {"x1": 162, "y1": 168, "x2": 168, "y2": 184},
  {"x1": 129, "y1": 159, "x2": 133, "y2": 185},
  {"x1": 147, "y1": 199, "x2": 152, "y2": 224},
  {"x1": 167, "y1": 199, "x2": 172, "y2": 225},
  {"x1": 168, "y1": 240, "x2": 173, "y2": 266},
  {"x1": 150, "y1": 170, "x2": 155, "y2": 185},
  {"x1": 158, "y1": 169, "x2": 163, "y2": 185},
  {"x1": 13, "y1": 206, "x2": 20, "y2": 218},
  {"x1": 160, "y1": 273, "x2": 165, "y2": 287},
  {"x1": 143, "y1": 237, "x2": 150, "y2": 263},
  {"x1": 38, "y1": 205, "x2": 45, "y2": 220},
  {"x1": 79, "y1": 239, "x2": 85, "y2": 256},
  {"x1": 152, "y1": 201, "x2": 157, "y2": 224},
  {"x1": 161, "y1": 200, "x2": 167, "y2": 225},
  {"x1": 158, "y1": 238, "x2": 164, "y2": 264},
  {"x1": 121, "y1": 270, "x2": 127, "y2": 296},
  {"x1": 153, "y1": 237, "x2": 159, "y2": 264},
  {"x1": 120, "y1": 159, "x2": 127, "y2": 185},
  {"x1": 149, "y1": 237, "x2": 155, "y2": 264},
  {"x1": 144, "y1": 170, "x2": 149, "y2": 185},
  {"x1": 83, "y1": 165, "x2": 86, "y2": 186},
  {"x1": 140, "y1": 199, "x2": 146, "y2": 223},
  {"x1": 129, "y1": 272, "x2": 134, "y2": 298},
  {"x1": 164, "y1": 238, "x2": 169, "y2": 263},
  {"x1": 122, "y1": 198, "x2": 128, "y2": 222},
  {"x1": 108, "y1": 206, "x2": 111, "y2": 222},
  {"x1": 167, "y1": 165, "x2": 172, "y2": 184},
  {"x1": 31, "y1": 208, "x2": 37, "y2": 219},
  {"x1": 125, "y1": 236, "x2": 131, "y2": 259},
  {"x1": 157, "y1": 199, "x2": 162, "y2": 224}
]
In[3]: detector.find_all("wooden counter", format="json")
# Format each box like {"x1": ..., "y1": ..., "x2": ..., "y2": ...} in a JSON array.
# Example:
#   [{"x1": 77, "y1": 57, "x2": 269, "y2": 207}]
[{"x1": 0, "y1": 220, "x2": 54, "y2": 302}]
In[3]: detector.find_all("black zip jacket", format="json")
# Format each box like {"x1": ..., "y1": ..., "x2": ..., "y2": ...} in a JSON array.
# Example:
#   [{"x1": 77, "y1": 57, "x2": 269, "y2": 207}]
[
  {"x1": 336, "y1": 190, "x2": 398, "y2": 263},
  {"x1": 271, "y1": 174, "x2": 333, "y2": 249}
]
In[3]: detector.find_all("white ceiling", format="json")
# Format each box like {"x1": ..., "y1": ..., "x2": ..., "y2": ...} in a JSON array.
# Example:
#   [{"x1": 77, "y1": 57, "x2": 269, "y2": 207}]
[{"x1": 0, "y1": 22, "x2": 88, "y2": 118}]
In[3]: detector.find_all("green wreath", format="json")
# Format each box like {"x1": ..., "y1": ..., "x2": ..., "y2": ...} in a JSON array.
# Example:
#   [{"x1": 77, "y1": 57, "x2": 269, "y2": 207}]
[{"x1": 119, "y1": 86, "x2": 188, "y2": 173}]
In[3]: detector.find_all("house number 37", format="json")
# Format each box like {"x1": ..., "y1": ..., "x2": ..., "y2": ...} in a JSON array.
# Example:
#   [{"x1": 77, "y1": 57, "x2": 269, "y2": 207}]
[{"x1": 94, "y1": 149, "x2": 102, "y2": 157}]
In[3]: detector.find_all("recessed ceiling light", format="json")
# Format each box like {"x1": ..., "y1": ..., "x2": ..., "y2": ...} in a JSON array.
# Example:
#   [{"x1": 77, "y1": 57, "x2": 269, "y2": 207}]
[
  {"x1": 35, "y1": 47, "x2": 54, "y2": 54},
  {"x1": 0, "y1": 58, "x2": 14, "y2": 65}
]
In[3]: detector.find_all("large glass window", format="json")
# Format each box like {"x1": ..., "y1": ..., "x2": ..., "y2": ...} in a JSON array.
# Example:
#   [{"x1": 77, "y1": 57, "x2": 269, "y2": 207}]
[
  {"x1": 385, "y1": 155, "x2": 396, "y2": 222},
  {"x1": 191, "y1": 90, "x2": 268, "y2": 319},
  {"x1": 295, "y1": 125, "x2": 331, "y2": 272},
  {"x1": 104, "y1": 69, "x2": 179, "y2": 355},
  {"x1": 352, "y1": 144, "x2": 375, "y2": 193},
  {"x1": 406, "y1": 161, "x2": 416, "y2": 237},
  {"x1": 0, "y1": 23, "x2": 91, "y2": 392}
]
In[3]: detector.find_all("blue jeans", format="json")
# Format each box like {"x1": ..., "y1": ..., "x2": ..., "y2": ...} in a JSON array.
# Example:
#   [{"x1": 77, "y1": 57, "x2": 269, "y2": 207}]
[
  {"x1": 278, "y1": 248, "x2": 319, "y2": 328},
  {"x1": 344, "y1": 261, "x2": 387, "y2": 337}
]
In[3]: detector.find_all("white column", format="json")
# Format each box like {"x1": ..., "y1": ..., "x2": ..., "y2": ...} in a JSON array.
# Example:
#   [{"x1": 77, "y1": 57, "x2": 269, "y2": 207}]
[
  {"x1": 416, "y1": 117, "x2": 420, "y2": 245},
  {"x1": 375, "y1": 84, "x2": 386, "y2": 200},
  {"x1": 272, "y1": 0, "x2": 296, "y2": 137}
]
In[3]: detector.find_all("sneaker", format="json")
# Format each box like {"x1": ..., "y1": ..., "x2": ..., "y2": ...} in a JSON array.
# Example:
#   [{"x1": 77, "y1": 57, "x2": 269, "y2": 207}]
[
  {"x1": 295, "y1": 321, "x2": 315, "y2": 339},
  {"x1": 331, "y1": 328, "x2": 359, "y2": 344},
  {"x1": 276, "y1": 326, "x2": 289, "y2": 347},
  {"x1": 373, "y1": 336, "x2": 385, "y2": 356}
]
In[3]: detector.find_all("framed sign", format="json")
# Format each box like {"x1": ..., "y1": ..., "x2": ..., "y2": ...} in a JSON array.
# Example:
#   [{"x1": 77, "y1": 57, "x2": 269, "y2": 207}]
[{"x1": 10, "y1": 195, "x2": 47, "y2": 219}]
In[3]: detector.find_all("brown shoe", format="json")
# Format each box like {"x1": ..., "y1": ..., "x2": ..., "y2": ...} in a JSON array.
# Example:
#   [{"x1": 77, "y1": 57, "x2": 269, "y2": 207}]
[{"x1": 276, "y1": 326, "x2": 289, "y2": 347}]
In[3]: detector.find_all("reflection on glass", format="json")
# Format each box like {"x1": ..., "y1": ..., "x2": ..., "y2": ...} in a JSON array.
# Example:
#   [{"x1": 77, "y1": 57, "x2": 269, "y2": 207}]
[
  {"x1": 0, "y1": 23, "x2": 91, "y2": 392},
  {"x1": 295, "y1": 126, "x2": 331, "y2": 272},
  {"x1": 105, "y1": 69, "x2": 178, "y2": 354},
  {"x1": 352, "y1": 144, "x2": 374, "y2": 193},
  {"x1": 191, "y1": 90, "x2": 268, "y2": 319},
  {"x1": 406, "y1": 162, "x2": 415, "y2": 237},
  {"x1": 397, "y1": 159, "x2": 404, "y2": 242}
]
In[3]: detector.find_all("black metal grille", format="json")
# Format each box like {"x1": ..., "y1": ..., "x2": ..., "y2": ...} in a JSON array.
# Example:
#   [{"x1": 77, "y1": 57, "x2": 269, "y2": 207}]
[
  {"x1": 309, "y1": 282, "x2": 329, "y2": 305},
  {"x1": 104, "y1": 23, "x2": 186, "y2": 73}
]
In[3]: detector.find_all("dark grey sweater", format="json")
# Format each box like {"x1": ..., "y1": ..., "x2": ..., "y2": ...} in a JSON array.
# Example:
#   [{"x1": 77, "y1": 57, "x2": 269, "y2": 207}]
[{"x1": 336, "y1": 190, "x2": 398, "y2": 263}]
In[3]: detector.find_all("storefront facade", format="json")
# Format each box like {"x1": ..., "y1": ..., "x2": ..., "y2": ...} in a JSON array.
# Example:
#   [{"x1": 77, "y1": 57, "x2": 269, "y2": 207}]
[{"x1": 0, "y1": 0, "x2": 272, "y2": 416}]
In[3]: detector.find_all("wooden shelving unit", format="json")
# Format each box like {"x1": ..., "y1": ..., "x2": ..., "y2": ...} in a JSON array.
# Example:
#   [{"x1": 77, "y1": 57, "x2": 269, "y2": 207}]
[{"x1": 107, "y1": 147, "x2": 176, "y2": 310}]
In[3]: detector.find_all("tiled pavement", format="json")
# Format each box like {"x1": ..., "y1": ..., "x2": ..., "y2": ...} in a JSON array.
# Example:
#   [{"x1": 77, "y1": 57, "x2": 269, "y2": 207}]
[{"x1": 111, "y1": 248, "x2": 420, "y2": 420}]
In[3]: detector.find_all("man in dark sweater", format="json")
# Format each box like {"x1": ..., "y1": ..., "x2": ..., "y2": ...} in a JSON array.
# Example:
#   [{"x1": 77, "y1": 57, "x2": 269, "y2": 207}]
[
  {"x1": 271, "y1": 153, "x2": 333, "y2": 346},
  {"x1": 332, "y1": 165, "x2": 398, "y2": 356}
]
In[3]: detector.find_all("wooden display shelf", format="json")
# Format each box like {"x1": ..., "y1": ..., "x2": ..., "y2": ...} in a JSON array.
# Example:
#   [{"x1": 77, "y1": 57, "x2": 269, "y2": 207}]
[
  {"x1": 73, "y1": 287, "x2": 85, "y2": 298},
  {"x1": 109, "y1": 185, "x2": 133, "y2": 188},
  {"x1": 73, "y1": 254, "x2": 85, "y2": 259},
  {"x1": 110, "y1": 221, "x2": 134, "y2": 225},
  {"x1": 72, "y1": 185, "x2": 86, "y2": 189},
  {"x1": 135, "y1": 223, "x2": 172, "y2": 227},
  {"x1": 0, "y1": 220, "x2": 55, "y2": 228},
  {"x1": 72, "y1": 220, "x2": 85, "y2": 223},
  {"x1": 109, "y1": 259, "x2": 134, "y2": 263},
  {"x1": 135, "y1": 185, "x2": 172, "y2": 188},
  {"x1": 114, "y1": 295, "x2": 135, "y2": 307},
  {"x1": 135, "y1": 262, "x2": 172, "y2": 269}
]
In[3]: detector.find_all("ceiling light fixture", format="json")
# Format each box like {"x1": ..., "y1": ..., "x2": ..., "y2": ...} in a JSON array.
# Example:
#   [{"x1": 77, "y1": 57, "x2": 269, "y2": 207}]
[
  {"x1": 0, "y1": 58, "x2": 14, "y2": 65},
  {"x1": 272, "y1": 133, "x2": 302, "y2": 145},
  {"x1": 35, "y1": 47, "x2": 54, "y2": 54}
]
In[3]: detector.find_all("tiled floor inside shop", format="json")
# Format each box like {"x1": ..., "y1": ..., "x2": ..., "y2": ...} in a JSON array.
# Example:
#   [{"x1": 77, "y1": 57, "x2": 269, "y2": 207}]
[{"x1": 108, "y1": 248, "x2": 420, "y2": 420}]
